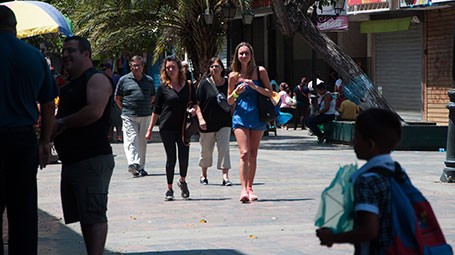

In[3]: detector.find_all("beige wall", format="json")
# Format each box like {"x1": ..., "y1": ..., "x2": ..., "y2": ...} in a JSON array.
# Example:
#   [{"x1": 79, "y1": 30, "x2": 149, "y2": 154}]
[
  {"x1": 425, "y1": 6, "x2": 455, "y2": 125},
  {"x1": 337, "y1": 22, "x2": 367, "y2": 59}
]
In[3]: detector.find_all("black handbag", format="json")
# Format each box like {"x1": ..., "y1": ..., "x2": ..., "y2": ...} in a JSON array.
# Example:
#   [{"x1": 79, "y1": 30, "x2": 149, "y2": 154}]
[
  {"x1": 183, "y1": 110, "x2": 199, "y2": 146},
  {"x1": 182, "y1": 83, "x2": 199, "y2": 146},
  {"x1": 256, "y1": 66, "x2": 277, "y2": 123},
  {"x1": 206, "y1": 77, "x2": 231, "y2": 112},
  {"x1": 257, "y1": 94, "x2": 277, "y2": 123}
]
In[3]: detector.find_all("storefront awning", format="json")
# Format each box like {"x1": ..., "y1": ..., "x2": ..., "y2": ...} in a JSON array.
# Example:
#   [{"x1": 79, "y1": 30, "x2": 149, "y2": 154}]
[{"x1": 360, "y1": 17, "x2": 412, "y2": 33}]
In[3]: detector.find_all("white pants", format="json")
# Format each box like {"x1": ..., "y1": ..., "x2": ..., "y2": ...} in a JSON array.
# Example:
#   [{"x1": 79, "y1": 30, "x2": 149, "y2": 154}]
[
  {"x1": 121, "y1": 115, "x2": 151, "y2": 170},
  {"x1": 198, "y1": 127, "x2": 231, "y2": 170}
]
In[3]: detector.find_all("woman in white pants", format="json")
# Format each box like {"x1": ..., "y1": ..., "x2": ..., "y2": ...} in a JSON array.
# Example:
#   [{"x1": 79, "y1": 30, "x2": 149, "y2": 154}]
[{"x1": 196, "y1": 57, "x2": 232, "y2": 186}]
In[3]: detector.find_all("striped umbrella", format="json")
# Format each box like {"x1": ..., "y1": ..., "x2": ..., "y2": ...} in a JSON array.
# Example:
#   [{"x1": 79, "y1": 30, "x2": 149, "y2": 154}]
[{"x1": 0, "y1": 1, "x2": 72, "y2": 39}]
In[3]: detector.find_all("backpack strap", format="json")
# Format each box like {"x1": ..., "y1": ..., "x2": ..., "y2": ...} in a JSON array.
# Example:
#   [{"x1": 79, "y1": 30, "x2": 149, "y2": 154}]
[
  {"x1": 256, "y1": 66, "x2": 262, "y2": 87},
  {"x1": 367, "y1": 162, "x2": 406, "y2": 183},
  {"x1": 206, "y1": 77, "x2": 220, "y2": 94}
]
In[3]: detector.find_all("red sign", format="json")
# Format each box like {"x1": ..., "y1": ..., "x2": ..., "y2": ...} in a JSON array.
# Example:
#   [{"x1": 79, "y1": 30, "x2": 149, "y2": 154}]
[{"x1": 348, "y1": 0, "x2": 386, "y2": 5}]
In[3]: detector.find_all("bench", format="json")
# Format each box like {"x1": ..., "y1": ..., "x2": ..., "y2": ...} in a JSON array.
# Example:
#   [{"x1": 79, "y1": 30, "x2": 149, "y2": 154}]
[{"x1": 324, "y1": 120, "x2": 448, "y2": 151}]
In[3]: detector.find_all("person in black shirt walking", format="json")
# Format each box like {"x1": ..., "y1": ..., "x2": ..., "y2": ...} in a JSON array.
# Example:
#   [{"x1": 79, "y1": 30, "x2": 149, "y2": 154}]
[
  {"x1": 146, "y1": 56, "x2": 205, "y2": 201},
  {"x1": 293, "y1": 77, "x2": 310, "y2": 130},
  {"x1": 196, "y1": 57, "x2": 233, "y2": 186},
  {"x1": 53, "y1": 36, "x2": 114, "y2": 255}
]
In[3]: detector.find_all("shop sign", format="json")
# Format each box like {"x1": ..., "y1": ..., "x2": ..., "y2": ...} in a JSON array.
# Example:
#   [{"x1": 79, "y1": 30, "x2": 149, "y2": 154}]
[{"x1": 317, "y1": 15, "x2": 349, "y2": 31}]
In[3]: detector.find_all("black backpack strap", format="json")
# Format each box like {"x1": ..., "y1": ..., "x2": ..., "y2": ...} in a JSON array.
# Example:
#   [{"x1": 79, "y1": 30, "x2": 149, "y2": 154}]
[
  {"x1": 256, "y1": 66, "x2": 263, "y2": 87},
  {"x1": 367, "y1": 162, "x2": 406, "y2": 183}
]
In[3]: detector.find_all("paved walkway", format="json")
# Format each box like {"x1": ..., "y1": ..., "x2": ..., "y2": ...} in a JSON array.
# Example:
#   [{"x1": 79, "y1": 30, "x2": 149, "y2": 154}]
[{"x1": 4, "y1": 128, "x2": 455, "y2": 254}]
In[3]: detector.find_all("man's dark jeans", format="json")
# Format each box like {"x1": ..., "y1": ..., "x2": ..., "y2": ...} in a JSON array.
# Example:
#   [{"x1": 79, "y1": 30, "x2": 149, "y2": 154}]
[
  {"x1": 0, "y1": 127, "x2": 38, "y2": 255},
  {"x1": 305, "y1": 114, "x2": 335, "y2": 139}
]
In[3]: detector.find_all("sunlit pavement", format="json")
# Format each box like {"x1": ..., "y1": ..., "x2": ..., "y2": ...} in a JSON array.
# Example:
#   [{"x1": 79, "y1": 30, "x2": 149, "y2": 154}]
[{"x1": 4, "y1": 127, "x2": 454, "y2": 254}]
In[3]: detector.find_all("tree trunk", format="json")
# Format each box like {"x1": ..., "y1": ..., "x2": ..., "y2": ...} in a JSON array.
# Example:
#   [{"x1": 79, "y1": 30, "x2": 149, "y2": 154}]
[{"x1": 270, "y1": 0, "x2": 395, "y2": 112}]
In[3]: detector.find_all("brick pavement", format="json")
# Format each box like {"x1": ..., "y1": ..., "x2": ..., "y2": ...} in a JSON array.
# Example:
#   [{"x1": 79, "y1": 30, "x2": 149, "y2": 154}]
[{"x1": 3, "y1": 128, "x2": 455, "y2": 254}]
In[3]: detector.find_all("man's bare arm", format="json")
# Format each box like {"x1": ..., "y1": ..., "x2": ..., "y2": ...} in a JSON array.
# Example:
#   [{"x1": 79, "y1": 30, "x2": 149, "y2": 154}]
[
  {"x1": 57, "y1": 73, "x2": 112, "y2": 128},
  {"x1": 39, "y1": 101, "x2": 55, "y2": 169}
]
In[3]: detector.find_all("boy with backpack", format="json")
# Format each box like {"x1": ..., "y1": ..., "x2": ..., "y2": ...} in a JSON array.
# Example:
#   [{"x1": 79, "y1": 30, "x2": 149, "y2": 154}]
[{"x1": 316, "y1": 108, "x2": 452, "y2": 255}]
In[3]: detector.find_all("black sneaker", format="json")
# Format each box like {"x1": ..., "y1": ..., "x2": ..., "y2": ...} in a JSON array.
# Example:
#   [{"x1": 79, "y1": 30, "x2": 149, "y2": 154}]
[
  {"x1": 138, "y1": 169, "x2": 148, "y2": 176},
  {"x1": 317, "y1": 135, "x2": 326, "y2": 144},
  {"x1": 128, "y1": 164, "x2": 139, "y2": 177},
  {"x1": 178, "y1": 181, "x2": 190, "y2": 199},
  {"x1": 165, "y1": 189, "x2": 174, "y2": 201},
  {"x1": 222, "y1": 179, "x2": 233, "y2": 186},
  {"x1": 200, "y1": 177, "x2": 208, "y2": 185}
]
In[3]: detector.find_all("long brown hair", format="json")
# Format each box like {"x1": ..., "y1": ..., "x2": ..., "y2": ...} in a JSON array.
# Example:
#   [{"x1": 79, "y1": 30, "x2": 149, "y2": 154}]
[
  {"x1": 160, "y1": 55, "x2": 185, "y2": 88},
  {"x1": 230, "y1": 42, "x2": 256, "y2": 78}
]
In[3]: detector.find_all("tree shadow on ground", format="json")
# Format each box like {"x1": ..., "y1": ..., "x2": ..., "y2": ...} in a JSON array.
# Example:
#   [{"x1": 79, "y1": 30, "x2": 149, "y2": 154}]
[
  {"x1": 5, "y1": 210, "x2": 246, "y2": 255},
  {"x1": 37, "y1": 209, "x2": 121, "y2": 254},
  {"x1": 3, "y1": 209, "x2": 116, "y2": 254},
  {"x1": 259, "y1": 135, "x2": 351, "y2": 151},
  {"x1": 257, "y1": 198, "x2": 314, "y2": 202},
  {"x1": 123, "y1": 250, "x2": 246, "y2": 255}
]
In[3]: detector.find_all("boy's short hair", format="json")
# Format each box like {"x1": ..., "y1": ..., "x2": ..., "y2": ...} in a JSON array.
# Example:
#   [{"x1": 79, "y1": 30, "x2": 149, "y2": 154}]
[{"x1": 355, "y1": 108, "x2": 402, "y2": 153}]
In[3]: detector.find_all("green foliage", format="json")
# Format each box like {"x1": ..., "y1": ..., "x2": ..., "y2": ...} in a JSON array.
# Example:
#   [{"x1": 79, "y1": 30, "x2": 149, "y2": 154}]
[
  {"x1": 24, "y1": 34, "x2": 65, "y2": 52},
  {"x1": 42, "y1": 0, "x2": 252, "y2": 75},
  {"x1": 154, "y1": 0, "x2": 251, "y2": 76},
  {"x1": 47, "y1": 0, "x2": 163, "y2": 59}
]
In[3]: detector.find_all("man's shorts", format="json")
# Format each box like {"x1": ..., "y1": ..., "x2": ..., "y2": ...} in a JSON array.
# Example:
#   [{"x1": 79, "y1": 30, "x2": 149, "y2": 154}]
[{"x1": 61, "y1": 154, "x2": 115, "y2": 225}]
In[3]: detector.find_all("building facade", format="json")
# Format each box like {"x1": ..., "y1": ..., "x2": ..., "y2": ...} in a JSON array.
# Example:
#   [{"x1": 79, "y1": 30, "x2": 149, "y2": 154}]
[{"x1": 230, "y1": 0, "x2": 454, "y2": 124}]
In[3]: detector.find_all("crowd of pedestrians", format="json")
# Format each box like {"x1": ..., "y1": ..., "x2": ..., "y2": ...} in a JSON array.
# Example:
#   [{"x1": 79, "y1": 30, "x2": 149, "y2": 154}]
[{"x1": 1, "y1": 4, "x2": 370, "y2": 253}]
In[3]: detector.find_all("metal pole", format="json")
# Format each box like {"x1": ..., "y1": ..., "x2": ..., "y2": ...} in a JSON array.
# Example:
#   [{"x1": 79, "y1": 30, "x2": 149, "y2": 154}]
[
  {"x1": 441, "y1": 21, "x2": 455, "y2": 182},
  {"x1": 309, "y1": 7, "x2": 318, "y2": 114},
  {"x1": 227, "y1": 19, "x2": 232, "y2": 69},
  {"x1": 311, "y1": 7, "x2": 318, "y2": 87}
]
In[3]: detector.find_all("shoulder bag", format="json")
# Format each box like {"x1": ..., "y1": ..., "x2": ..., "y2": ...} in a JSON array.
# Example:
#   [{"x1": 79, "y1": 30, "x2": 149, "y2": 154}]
[
  {"x1": 206, "y1": 77, "x2": 231, "y2": 112},
  {"x1": 256, "y1": 67, "x2": 277, "y2": 122},
  {"x1": 182, "y1": 83, "x2": 199, "y2": 146}
]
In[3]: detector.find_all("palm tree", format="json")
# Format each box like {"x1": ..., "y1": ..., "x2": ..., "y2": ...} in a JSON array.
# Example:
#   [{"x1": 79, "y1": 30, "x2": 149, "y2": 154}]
[
  {"x1": 49, "y1": 0, "x2": 251, "y2": 78},
  {"x1": 53, "y1": 0, "x2": 165, "y2": 58},
  {"x1": 154, "y1": 0, "x2": 251, "y2": 79}
]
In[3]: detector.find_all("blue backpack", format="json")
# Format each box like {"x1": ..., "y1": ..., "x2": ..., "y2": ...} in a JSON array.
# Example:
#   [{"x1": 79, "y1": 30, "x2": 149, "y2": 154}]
[{"x1": 368, "y1": 162, "x2": 453, "y2": 255}]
